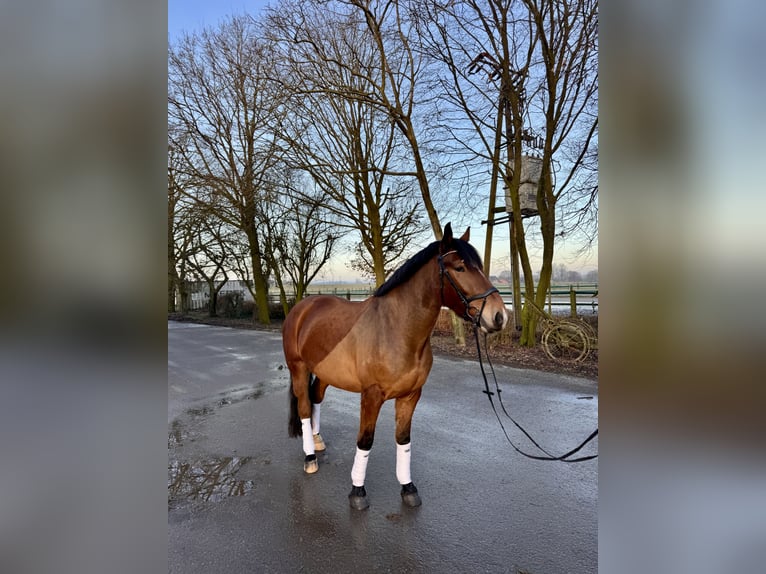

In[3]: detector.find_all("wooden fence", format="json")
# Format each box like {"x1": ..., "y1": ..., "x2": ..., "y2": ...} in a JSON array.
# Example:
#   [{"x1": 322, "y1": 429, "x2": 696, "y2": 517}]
[
  {"x1": 295, "y1": 283, "x2": 598, "y2": 316},
  {"x1": 180, "y1": 282, "x2": 598, "y2": 317}
]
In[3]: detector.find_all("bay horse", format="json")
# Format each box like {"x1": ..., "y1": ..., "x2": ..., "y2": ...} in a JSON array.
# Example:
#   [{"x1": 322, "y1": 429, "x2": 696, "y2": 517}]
[{"x1": 282, "y1": 223, "x2": 508, "y2": 510}]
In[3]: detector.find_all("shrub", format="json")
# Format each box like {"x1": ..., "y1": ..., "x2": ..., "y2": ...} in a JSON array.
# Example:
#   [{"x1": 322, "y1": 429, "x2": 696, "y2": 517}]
[
  {"x1": 267, "y1": 297, "x2": 296, "y2": 321},
  {"x1": 240, "y1": 300, "x2": 254, "y2": 318},
  {"x1": 217, "y1": 292, "x2": 243, "y2": 318}
]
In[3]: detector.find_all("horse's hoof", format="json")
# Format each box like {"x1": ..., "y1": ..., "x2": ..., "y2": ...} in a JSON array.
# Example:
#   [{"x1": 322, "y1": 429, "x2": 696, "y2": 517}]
[
  {"x1": 313, "y1": 433, "x2": 326, "y2": 452},
  {"x1": 400, "y1": 482, "x2": 422, "y2": 507},
  {"x1": 348, "y1": 485, "x2": 369, "y2": 510},
  {"x1": 304, "y1": 454, "x2": 318, "y2": 474}
]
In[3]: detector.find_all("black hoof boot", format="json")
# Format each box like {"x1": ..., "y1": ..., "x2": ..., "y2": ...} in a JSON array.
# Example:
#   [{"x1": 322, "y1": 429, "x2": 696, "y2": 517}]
[
  {"x1": 348, "y1": 485, "x2": 369, "y2": 510},
  {"x1": 400, "y1": 482, "x2": 422, "y2": 507}
]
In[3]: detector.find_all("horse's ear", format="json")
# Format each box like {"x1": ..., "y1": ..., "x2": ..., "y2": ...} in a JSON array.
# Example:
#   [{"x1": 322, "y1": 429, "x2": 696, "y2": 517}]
[
  {"x1": 441, "y1": 222, "x2": 453, "y2": 247},
  {"x1": 460, "y1": 227, "x2": 470, "y2": 242}
]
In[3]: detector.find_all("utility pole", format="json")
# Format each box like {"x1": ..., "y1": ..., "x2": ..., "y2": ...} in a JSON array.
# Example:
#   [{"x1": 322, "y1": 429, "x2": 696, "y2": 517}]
[
  {"x1": 471, "y1": 52, "x2": 538, "y2": 331},
  {"x1": 482, "y1": 101, "x2": 505, "y2": 276}
]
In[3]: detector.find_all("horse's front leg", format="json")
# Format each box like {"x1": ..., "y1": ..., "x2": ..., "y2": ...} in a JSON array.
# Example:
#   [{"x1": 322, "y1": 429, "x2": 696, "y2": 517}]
[
  {"x1": 348, "y1": 385, "x2": 385, "y2": 510},
  {"x1": 395, "y1": 388, "x2": 423, "y2": 507}
]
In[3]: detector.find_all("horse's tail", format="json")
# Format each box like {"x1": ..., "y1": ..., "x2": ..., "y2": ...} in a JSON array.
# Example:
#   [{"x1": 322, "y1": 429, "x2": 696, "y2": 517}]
[{"x1": 288, "y1": 374, "x2": 306, "y2": 438}]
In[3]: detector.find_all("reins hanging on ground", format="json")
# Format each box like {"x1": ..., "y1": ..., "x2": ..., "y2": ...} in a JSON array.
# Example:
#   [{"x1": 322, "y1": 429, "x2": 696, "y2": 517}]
[
  {"x1": 436, "y1": 245, "x2": 597, "y2": 462},
  {"x1": 472, "y1": 326, "x2": 598, "y2": 463}
]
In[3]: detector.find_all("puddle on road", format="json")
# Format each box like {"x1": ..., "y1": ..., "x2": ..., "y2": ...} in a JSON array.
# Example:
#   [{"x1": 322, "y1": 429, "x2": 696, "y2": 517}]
[
  {"x1": 168, "y1": 382, "x2": 278, "y2": 504},
  {"x1": 181, "y1": 383, "x2": 269, "y2": 420},
  {"x1": 186, "y1": 406, "x2": 214, "y2": 417},
  {"x1": 215, "y1": 385, "x2": 265, "y2": 406},
  {"x1": 168, "y1": 420, "x2": 186, "y2": 447},
  {"x1": 168, "y1": 456, "x2": 255, "y2": 504}
]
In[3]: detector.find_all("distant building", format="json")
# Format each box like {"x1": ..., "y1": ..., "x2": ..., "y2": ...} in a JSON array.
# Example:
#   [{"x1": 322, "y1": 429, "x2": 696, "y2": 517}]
[{"x1": 180, "y1": 279, "x2": 253, "y2": 310}]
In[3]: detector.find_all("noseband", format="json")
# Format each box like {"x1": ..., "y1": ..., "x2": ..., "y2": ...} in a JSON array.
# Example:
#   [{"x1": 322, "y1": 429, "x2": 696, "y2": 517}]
[{"x1": 438, "y1": 251, "x2": 498, "y2": 328}]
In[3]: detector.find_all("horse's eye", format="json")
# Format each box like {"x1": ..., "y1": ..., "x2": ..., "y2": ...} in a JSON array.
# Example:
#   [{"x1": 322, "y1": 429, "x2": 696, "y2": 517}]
[{"x1": 455, "y1": 265, "x2": 466, "y2": 273}]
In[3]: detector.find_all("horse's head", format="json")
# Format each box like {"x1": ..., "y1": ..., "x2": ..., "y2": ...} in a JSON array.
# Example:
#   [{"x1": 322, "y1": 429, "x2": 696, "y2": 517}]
[{"x1": 438, "y1": 223, "x2": 509, "y2": 334}]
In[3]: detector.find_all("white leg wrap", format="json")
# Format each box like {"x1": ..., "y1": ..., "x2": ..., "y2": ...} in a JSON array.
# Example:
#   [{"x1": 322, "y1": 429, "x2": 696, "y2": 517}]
[
  {"x1": 350, "y1": 447, "x2": 370, "y2": 487},
  {"x1": 301, "y1": 418, "x2": 315, "y2": 456},
  {"x1": 311, "y1": 403, "x2": 320, "y2": 435},
  {"x1": 396, "y1": 442, "x2": 412, "y2": 485}
]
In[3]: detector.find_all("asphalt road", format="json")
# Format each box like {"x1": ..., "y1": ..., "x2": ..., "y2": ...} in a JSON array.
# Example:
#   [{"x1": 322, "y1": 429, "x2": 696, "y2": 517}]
[{"x1": 168, "y1": 321, "x2": 598, "y2": 574}]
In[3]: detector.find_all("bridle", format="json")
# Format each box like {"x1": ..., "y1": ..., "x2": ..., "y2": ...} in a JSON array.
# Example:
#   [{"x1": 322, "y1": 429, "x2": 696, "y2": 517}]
[{"x1": 438, "y1": 250, "x2": 498, "y2": 329}]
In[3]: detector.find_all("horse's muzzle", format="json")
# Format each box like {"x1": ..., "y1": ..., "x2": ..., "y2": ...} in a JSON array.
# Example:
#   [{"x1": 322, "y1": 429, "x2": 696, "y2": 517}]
[{"x1": 479, "y1": 304, "x2": 508, "y2": 334}]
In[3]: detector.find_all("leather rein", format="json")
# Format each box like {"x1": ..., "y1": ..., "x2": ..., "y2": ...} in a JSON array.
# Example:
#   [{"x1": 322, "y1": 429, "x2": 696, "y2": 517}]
[{"x1": 437, "y1": 250, "x2": 598, "y2": 463}]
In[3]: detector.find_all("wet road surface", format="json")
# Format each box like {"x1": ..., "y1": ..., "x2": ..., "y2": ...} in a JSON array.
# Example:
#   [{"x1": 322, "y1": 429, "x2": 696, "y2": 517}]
[{"x1": 168, "y1": 321, "x2": 598, "y2": 573}]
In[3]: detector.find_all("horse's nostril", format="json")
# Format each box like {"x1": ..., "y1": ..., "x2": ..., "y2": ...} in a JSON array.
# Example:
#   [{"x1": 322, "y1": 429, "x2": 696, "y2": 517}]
[{"x1": 494, "y1": 311, "x2": 504, "y2": 328}]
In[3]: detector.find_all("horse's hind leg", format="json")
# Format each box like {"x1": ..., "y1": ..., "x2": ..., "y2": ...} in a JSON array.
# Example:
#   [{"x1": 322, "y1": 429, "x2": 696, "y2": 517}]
[
  {"x1": 309, "y1": 375, "x2": 329, "y2": 451},
  {"x1": 348, "y1": 385, "x2": 385, "y2": 510},
  {"x1": 395, "y1": 389, "x2": 423, "y2": 507},
  {"x1": 288, "y1": 361, "x2": 319, "y2": 473}
]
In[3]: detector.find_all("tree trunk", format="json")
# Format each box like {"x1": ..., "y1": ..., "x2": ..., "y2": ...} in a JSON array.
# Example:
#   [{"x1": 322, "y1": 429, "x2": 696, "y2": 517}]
[
  {"x1": 371, "y1": 223, "x2": 386, "y2": 287},
  {"x1": 251, "y1": 255, "x2": 271, "y2": 324},
  {"x1": 519, "y1": 154, "x2": 556, "y2": 347},
  {"x1": 519, "y1": 303, "x2": 533, "y2": 346},
  {"x1": 404, "y1": 125, "x2": 441, "y2": 241},
  {"x1": 207, "y1": 279, "x2": 218, "y2": 317},
  {"x1": 247, "y1": 233, "x2": 271, "y2": 325},
  {"x1": 273, "y1": 270, "x2": 289, "y2": 318},
  {"x1": 178, "y1": 284, "x2": 190, "y2": 313},
  {"x1": 450, "y1": 311, "x2": 465, "y2": 346},
  {"x1": 168, "y1": 271, "x2": 177, "y2": 313}
]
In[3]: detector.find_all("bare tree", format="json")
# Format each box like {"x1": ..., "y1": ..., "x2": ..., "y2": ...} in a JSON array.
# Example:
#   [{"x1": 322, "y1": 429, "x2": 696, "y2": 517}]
[
  {"x1": 184, "y1": 204, "x2": 232, "y2": 317},
  {"x1": 265, "y1": 176, "x2": 340, "y2": 310},
  {"x1": 169, "y1": 201, "x2": 195, "y2": 314},
  {"x1": 168, "y1": 15, "x2": 285, "y2": 324},
  {"x1": 515, "y1": 0, "x2": 598, "y2": 344},
  {"x1": 226, "y1": 231, "x2": 258, "y2": 305},
  {"x1": 414, "y1": 0, "x2": 597, "y2": 345},
  {"x1": 266, "y1": 2, "x2": 425, "y2": 285},
  {"x1": 267, "y1": 0, "x2": 443, "y2": 241},
  {"x1": 168, "y1": 140, "x2": 183, "y2": 312},
  {"x1": 168, "y1": 1, "x2": 596, "y2": 343},
  {"x1": 346, "y1": 180, "x2": 424, "y2": 282},
  {"x1": 168, "y1": 133, "x2": 198, "y2": 313},
  {"x1": 170, "y1": 190, "x2": 214, "y2": 314},
  {"x1": 346, "y1": 0, "x2": 444, "y2": 238}
]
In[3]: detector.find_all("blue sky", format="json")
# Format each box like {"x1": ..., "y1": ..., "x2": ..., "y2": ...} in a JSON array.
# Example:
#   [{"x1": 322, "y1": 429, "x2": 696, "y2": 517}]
[{"x1": 168, "y1": 0, "x2": 271, "y2": 42}]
